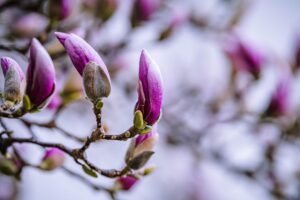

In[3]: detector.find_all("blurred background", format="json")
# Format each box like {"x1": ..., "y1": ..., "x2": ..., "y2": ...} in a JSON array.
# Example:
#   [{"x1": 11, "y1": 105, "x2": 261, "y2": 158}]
[{"x1": 1, "y1": 0, "x2": 300, "y2": 199}]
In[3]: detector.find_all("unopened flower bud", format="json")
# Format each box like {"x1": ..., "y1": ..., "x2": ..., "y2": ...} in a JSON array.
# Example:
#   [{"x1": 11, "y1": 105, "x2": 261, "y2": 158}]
[
  {"x1": 131, "y1": 0, "x2": 160, "y2": 27},
  {"x1": 25, "y1": 39, "x2": 56, "y2": 110},
  {"x1": 115, "y1": 175, "x2": 138, "y2": 191},
  {"x1": 265, "y1": 77, "x2": 290, "y2": 117},
  {"x1": 223, "y1": 35, "x2": 264, "y2": 79},
  {"x1": 83, "y1": 61, "x2": 111, "y2": 101},
  {"x1": 40, "y1": 148, "x2": 65, "y2": 170},
  {"x1": 1, "y1": 57, "x2": 25, "y2": 108},
  {"x1": 135, "y1": 50, "x2": 163, "y2": 125},
  {"x1": 55, "y1": 32, "x2": 111, "y2": 100},
  {"x1": 11, "y1": 13, "x2": 49, "y2": 38},
  {"x1": 48, "y1": 0, "x2": 73, "y2": 20}
]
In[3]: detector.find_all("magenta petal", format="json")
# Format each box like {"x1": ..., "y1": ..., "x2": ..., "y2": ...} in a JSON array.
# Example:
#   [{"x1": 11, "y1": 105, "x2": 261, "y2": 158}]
[
  {"x1": 117, "y1": 176, "x2": 138, "y2": 191},
  {"x1": 136, "y1": 49, "x2": 163, "y2": 125},
  {"x1": 267, "y1": 77, "x2": 290, "y2": 116},
  {"x1": 55, "y1": 32, "x2": 111, "y2": 84},
  {"x1": 223, "y1": 36, "x2": 263, "y2": 77},
  {"x1": 136, "y1": 0, "x2": 159, "y2": 21},
  {"x1": 26, "y1": 38, "x2": 56, "y2": 108},
  {"x1": 55, "y1": 32, "x2": 69, "y2": 44},
  {"x1": 135, "y1": 131, "x2": 153, "y2": 147},
  {"x1": 60, "y1": 0, "x2": 73, "y2": 19}
]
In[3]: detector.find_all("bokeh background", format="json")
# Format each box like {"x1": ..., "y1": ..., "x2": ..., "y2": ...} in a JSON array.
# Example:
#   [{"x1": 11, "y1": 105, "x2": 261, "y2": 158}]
[{"x1": 1, "y1": 0, "x2": 300, "y2": 199}]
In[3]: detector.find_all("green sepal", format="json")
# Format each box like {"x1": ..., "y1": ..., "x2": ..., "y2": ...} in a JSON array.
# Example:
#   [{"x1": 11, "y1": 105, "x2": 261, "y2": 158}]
[
  {"x1": 134, "y1": 110, "x2": 145, "y2": 130},
  {"x1": 23, "y1": 95, "x2": 32, "y2": 111},
  {"x1": 82, "y1": 164, "x2": 98, "y2": 178},
  {"x1": 139, "y1": 125, "x2": 152, "y2": 135}
]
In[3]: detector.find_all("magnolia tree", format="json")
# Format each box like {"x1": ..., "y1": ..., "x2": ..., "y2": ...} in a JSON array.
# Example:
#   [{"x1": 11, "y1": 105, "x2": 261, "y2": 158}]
[
  {"x1": 0, "y1": 34, "x2": 163, "y2": 193},
  {"x1": 0, "y1": 0, "x2": 300, "y2": 200},
  {"x1": 0, "y1": 0, "x2": 165, "y2": 199}
]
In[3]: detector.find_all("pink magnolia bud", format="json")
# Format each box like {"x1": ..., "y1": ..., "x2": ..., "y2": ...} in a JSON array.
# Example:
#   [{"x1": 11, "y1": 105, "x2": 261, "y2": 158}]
[
  {"x1": 11, "y1": 13, "x2": 49, "y2": 38},
  {"x1": 223, "y1": 35, "x2": 264, "y2": 78},
  {"x1": 48, "y1": 0, "x2": 73, "y2": 20},
  {"x1": 265, "y1": 77, "x2": 290, "y2": 117},
  {"x1": 135, "y1": 49, "x2": 163, "y2": 125},
  {"x1": 131, "y1": 0, "x2": 160, "y2": 27},
  {"x1": 55, "y1": 32, "x2": 111, "y2": 100},
  {"x1": 1, "y1": 57, "x2": 25, "y2": 106},
  {"x1": 40, "y1": 148, "x2": 65, "y2": 170},
  {"x1": 26, "y1": 39, "x2": 56, "y2": 110},
  {"x1": 116, "y1": 175, "x2": 138, "y2": 191}
]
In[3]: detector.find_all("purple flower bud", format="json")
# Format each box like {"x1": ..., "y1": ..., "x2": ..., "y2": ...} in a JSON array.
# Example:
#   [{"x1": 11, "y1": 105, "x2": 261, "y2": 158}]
[
  {"x1": 48, "y1": 0, "x2": 73, "y2": 20},
  {"x1": 55, "y1": 32, "x2": 111, "y2": 100},
  {"x1": 1, "y1": 57, "x2": 25, "y2": 105},
  {"x1": 41, "y1": 148, "x2": 65, "y2": 170},
  {"x1": 116, "y1": 176, "x2": 138, "y2": 191},
  {"x1": 26, "y1": 39, "x2": 56, "y2": 109},
  {"x1": 135, "y1": 50, "x2": 163, "y2": 125},
  {"x1": 265, "y1": 77, "x2": 290, "y2": 117},
  {"x1": 131, "y1": 0, "x2": 160, "y2": 26},
  {"x1": 223, "y1": 36, "x2": 264, "y2": 78},
  {"x1": 11, "y1": 13, "x2": 49, "y2": 38}
]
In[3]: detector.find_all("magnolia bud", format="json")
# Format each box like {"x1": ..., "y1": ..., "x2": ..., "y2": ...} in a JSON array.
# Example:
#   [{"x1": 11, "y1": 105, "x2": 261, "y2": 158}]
[
  {"x1": 115, "y1": 175, "x2": 138, "y2": 191},
  {"x1": 264, "y1": 77, "x2": 290, "y2": 117},
  {"x1": 83, "y1": 61, "x2": 111, "y2": 101},
  {"x1": 1, "y1": 57, "x2": 25, "y2": 108},
  {"x1": 131, "y1": 0, "x2": 160, "y2": 27},
  {"x1": 25, "y1": 39, "x2": 56, "y2": 110},
  {"x1": 223, "y1": 35, "x2": 264, "y2": 79},
  {"x1": 11, "y1": 13, "x2": 49, "y2": 38},
  {"x1": 48, "y1": 0, "x2": 73, "y2": 20},
  {"x1": 40, "y1": 148, "x2": 65, "y2": 170},
  {"x1": 135, "y1": 50, "x2": 163, "y2": 125}
]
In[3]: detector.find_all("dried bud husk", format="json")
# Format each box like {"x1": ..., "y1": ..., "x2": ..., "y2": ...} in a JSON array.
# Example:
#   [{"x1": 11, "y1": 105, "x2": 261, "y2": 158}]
[
  {"x1": 3, "y1": 67, "x2": 23, "y2": 104},
  {"x1": 127, "y1": 151, "x2": 154, "y2": 170},
  {"x1": 125, "y1": 131, "x2": 158, "y2": 169},
  {"x1": 83, "y1": 61, "x2": 111, "y2": 101},
  {"x1": 1, "y1": 57, "x2": 25, "y2": 108}
]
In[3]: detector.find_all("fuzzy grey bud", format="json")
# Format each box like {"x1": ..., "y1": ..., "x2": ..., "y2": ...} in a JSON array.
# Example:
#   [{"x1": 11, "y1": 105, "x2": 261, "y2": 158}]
[{"x1": 83, "y1": 61, "x2": 111, "y2": 101}]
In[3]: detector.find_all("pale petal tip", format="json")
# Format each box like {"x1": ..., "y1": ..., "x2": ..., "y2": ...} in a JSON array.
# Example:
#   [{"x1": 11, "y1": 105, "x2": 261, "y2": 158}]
[{"x1": 55, "y1": 32, "x2": 69, "y2": 44}]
